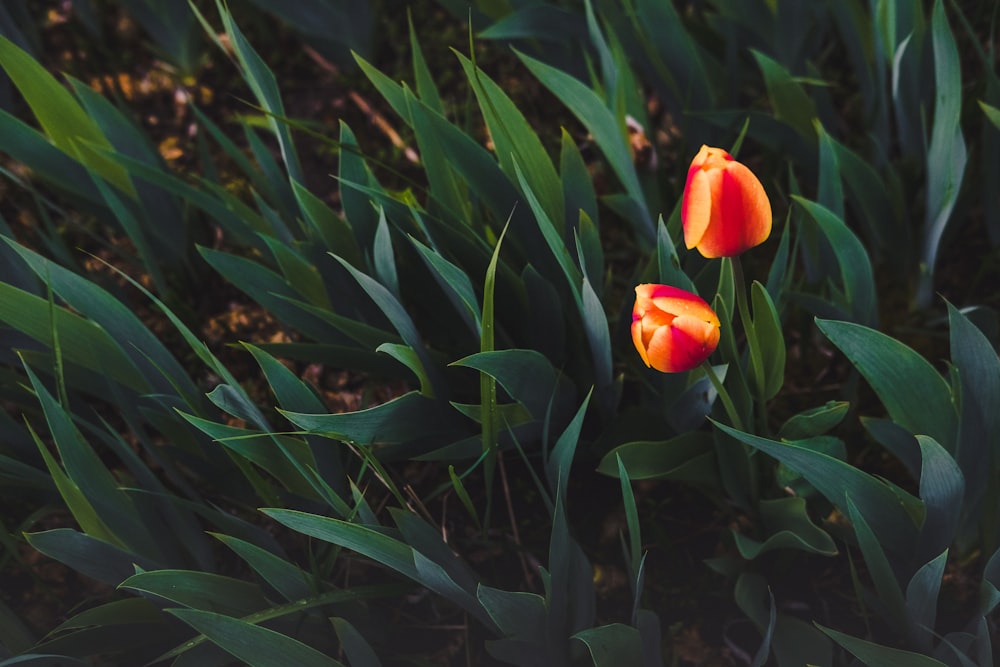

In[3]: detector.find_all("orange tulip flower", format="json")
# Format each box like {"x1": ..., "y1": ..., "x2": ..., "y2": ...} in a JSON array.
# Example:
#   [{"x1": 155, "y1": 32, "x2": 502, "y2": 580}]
[
  {"x1": 681, "y1": 145, "x2": 772, "y2": 258},
  {"x1": 631, "y1": 284, "x2": 721, "y2": 373}
]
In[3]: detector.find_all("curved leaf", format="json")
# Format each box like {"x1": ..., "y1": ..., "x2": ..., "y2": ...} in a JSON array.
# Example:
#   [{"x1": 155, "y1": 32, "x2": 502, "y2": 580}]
[
  {"x1": 714, "y1": 422, "x2": 919, "y2": 553},
  {"x1": 168, "y1": 609, "x2": 342, "y2": 667},
  {"x1": 817, "y1": 318, "x2": 957, "y2": 449}
]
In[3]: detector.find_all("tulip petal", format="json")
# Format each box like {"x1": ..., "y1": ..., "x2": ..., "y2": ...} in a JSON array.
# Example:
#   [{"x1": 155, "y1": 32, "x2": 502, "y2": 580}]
[
  {"x1": 644, "y1": 324, "x2": 677, "y2": 373},
  {"x1": 641, "y1": 315, "x2": 718, "y2": 373},
  {"x1": 650, "y1": 294, "x2": 720, "y2": 326},
  {"x1": 681, "y1": 167, "x2": 713, "y2": 250},
  {"x1": 631, "y1": 319, "x2": 651, "y2": 367},
  {"x1": 724, "y1": 160, "x2": 772, "y2": 251},
  {"x1": 666, "y1": 314, "x2": 721, "y2": 373}
]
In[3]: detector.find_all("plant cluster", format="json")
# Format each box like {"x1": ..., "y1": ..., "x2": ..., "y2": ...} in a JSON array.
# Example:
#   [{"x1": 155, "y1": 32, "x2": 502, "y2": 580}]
[{"x1": 1, "y1": 0, "x2": 999, "y2": 665}]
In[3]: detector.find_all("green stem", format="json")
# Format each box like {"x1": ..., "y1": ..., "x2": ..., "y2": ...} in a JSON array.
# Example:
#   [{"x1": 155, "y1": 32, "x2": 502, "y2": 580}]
[
  {"x1": 730, "y1": 256, "x2": 753, "y2": 337},
  {"x1": 701, "y1": 360, "x2": 745, "y2": 433}
]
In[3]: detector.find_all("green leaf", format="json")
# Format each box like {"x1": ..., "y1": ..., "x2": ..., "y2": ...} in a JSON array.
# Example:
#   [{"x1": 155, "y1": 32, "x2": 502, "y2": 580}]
[
  {"x1": 410, "y1": 237, "x2": 481, "y2": 337},
  {"x1": 915, "y1": 435, "x2": 964, "y2": 559},
  {"x1": 818, "y1": 625, "x2": 950, "y2": 667},
  {"x1": 0, "y1": 597, "x2": 35, "y2": 654},
  {"x1": 211, "y1": 1, "x2": 302, "y2": 183},
  {"x1": 581, "y1": 274, "x2": 613, "y2": 411},
  {"x1": 732, "y1": 497, "x2": 837, "y2": 559},
  {"x1": 656, "y1": 215, "x2": 695, "y2": 293},
  {"x1": 573, "y1": 624, "x2": 643, "y2": 666},
  {"x1": 816, "y1": 318, "x2": 957, "y2": 449},
  {"x1": 517, "y1": 49, "x2": 653, "y2": 241},
  {"x1": 376, "y1": 343, "x2": 433, "y2": 396},
  {"x1": 735, "y1": 572, "x2": 834, "y2": 667},
  {"x1": 617, "y1": 455, "x2": 642, "y2": 581},
  {"x1": 513, "y1": 160, "x2": 582, "y2": 304},
  {"x1": 522, "y1": 264, "x2": 566, "y2": 361},
  {"x1": 391, "y1": 508, "x2": 481, "y2": 596},
  {"x1": 751, "y1": 49, "x2": 817, "y2": 139},
  {"x1": 25, "y1": 529, "x2": 157, "y2": 586},
  {"x1": 815, "y1": 122, "x2": 845, "y2": 220},
  {"x1": 5, "y1": 239, "x2": 200, "y2": 403},
  {"x1": 262, "y1": 509, "x2": 494, "y2": 630},
  {"x1": 948, "y1": 302, "x2": 1000, "y2": 521},
  {"x1": 408, "y1": 12, "x2": 442, "y2": 113},
  {"x1": 479, "y1": 6, "x2": 583, "y2": 42},
  {"x1": 779, "y1": 401, "x2": 849, "y2": 440},
  {"x1": 477, "y1": 585, "x2": 546, "y2": 640},
  {"x1": 401, "y1": 87, "x2": 470, "y2": 223},
  {"x1": 331, "y1": 618, "x2": 382, "y2": 667},
  {"x1": 281, "y1": 390, "x2": 467, "y2": 450},
  {"x1": 918, "y1": 0, "x2": 966, "y2": 308},
  {"x1": 632, "y1": 0, "x2": 714, "y2": 111},
  {"x1": 0, "y1": 653, "x2": 107, "y2": 666},
  {"x1": 260, "y1": 511, "x2": 396, "y2": 574},
  {"x1": 448, "y1": 464, "x2": 482, "y2": 531},
  {"x1": 0, "y1": 283, "x2": 149, "y2": 393},
  {"x1": 479, "y1": 221, "x2": 506, "y2": 492},
  {"x1": 27, "y1": 421, "x2": 115, "y2": 545},
  {"x1": 243, "y1": 344, "x2": 324, "y2": 415},
  {"x1": 260, "y1": 236, "x2": 330, "y2": 308},
  {"x1": 49, "y1": 598, "x2": 163, "y2": 634},
  {"x1": 746, "y1": 281, "x2": 785, "y2": 402},
  {"x1": 332, "y1": 255, "x2": 442, "y2": 398},
  {"x1": 665, "y1": 368, "x2": 720, "y2": 433},
  {"x1": 775, "y1": 435, "x2": 847, "y2": 497},
  {"x1": 979, "y1": 545, "x2": 1000, "y2": 615},
  {"x1": 291, "y1": 180, "x2": 362, "y2": 267},
  {"x1": 863, "y1": 417, "x2": 922, "y2": 479},
  {"x1": 456, "y1": 50, "x2": 564, "y2": 232},
  {"x1": 353, "y1": 53, "x2": 522, "y2": 242},
  {"x1": 372, "y1": 209, "x2": 399, "y2": 298},
  {"x1": 198, "y1": 247, "x2": 339, "y2": 343},
  {"x1": 714, "y1": 422, "x2": 919, "y2": 553},
  {"x1": 23, "y1": 363, "x2": 159, "y2": 556},
  {"x1": 120, "y1": 570, "x2": 269, "y2": 617},
  {"x1": 546, "y1": 390, "x2": 593, "y2": 497},
  {"x1": 335, "y1": 121, "x2": 378, "y2": 251},
  {"x1": 906, "y1": 550, "x2": 948, "y2": 651},
  {"x1": 0, "y1": 34, "x2": 134, "y2": 196},
  {"x1": 0, "y1": 108, "x2": 102, "y2": 205},
  {"x1": 846, "y1": 494, "x2": 907, "y2": 631},
  {"x1": 980, "y1": 100, "x2": 1000, "y2": 131},
  {"x1": 794, "y1": 197, "x2": 877, "y2": 325},
  {"x1": 548, "y1": 479, "x2": 596, "y2": 653},
  {"x1": 561, "y1": 129, "x2": 599, "y2": 240},
  {"x1": 598, "y1": 432, "x2": 718, "y2": 487},
  {"x1": 452, "y1": 349, "x2": 572, "y2": 422},
  {"x1": 168, "y1": 608, "x2": 343, "y2": 667},
  {"x1": 831, "y1": 137, "x2": 897, "y2": 258},
  {"x1": 213, "y1": 533, "x2": 313, "y2": 602}
]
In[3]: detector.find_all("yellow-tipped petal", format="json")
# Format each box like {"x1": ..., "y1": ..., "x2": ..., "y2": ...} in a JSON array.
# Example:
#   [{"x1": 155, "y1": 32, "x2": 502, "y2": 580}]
[
  {"x1": 644, "y1": 324, "x2": 676, "y2": 373},
  {"x1": 682, "y1": 167, "x2": 714, "y2": 250},
  {"x1": 631, "y1": 319, "x2": 651, "y2": 367}
]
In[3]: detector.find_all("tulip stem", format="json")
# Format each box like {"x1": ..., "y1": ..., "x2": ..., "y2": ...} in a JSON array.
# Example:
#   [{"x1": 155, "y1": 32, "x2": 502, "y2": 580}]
[{"x1": 701, "y1": 360, "x2": 745, "y2": 432}]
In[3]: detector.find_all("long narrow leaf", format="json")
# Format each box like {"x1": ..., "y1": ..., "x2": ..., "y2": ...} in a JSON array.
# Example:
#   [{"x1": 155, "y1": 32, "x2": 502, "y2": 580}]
[{"x1": 168, "y1": 608, "x2": 342, "y2": 667}]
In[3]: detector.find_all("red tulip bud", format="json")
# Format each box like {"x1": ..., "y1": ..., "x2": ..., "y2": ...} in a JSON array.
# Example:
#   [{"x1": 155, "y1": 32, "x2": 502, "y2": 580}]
[
  {"x1": 682, "y1": 145, "x2": 772, "y2": 258},
  {"x1": 631, "y1": 284, "x2": 721, "y2": 373}
]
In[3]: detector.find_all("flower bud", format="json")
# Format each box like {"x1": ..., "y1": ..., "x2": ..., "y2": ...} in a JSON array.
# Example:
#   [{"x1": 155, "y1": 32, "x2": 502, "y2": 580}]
[
  {"x1": 682, "y1": 145, "x2": 772, "y2": 258},
  {"x1": 631, "y1": 284, "x2": 721, "y2": 373}
]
